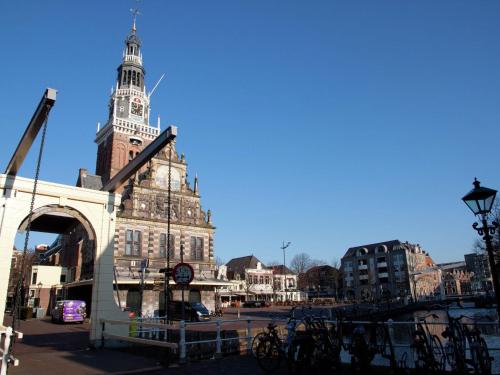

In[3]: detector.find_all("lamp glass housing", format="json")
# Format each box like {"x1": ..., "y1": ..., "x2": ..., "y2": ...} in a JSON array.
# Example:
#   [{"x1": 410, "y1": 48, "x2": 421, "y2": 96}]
[{"x1": 462, "y1": 180, "x2": 497, "y2": 216}]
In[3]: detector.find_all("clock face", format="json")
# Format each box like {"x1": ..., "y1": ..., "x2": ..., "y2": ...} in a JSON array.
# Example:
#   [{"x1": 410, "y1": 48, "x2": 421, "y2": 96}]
[
  {"x1": 155, "y1": 165, "x2": 181, "y2": 191},
  {"x1": 130, "y1": 97, "x2": 144, "y2": 118}
]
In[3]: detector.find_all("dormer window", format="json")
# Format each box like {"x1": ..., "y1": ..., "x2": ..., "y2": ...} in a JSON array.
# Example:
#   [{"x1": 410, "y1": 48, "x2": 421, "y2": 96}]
[
  {"x1": 357, "y1": 248, "x2": 368, "y2": 257},
  {"x1": 376, "y1": 245, "x2": 388, "y2": 254}
]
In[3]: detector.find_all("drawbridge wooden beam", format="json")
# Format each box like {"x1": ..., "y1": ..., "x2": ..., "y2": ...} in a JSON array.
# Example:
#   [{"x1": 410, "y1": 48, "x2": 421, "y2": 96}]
[
  {"x1": 101, "y1": 126, "x2": 177, "y2": 193},
  {"x1": 4, "y1": 88, "x2": 57, "y2": 177}
]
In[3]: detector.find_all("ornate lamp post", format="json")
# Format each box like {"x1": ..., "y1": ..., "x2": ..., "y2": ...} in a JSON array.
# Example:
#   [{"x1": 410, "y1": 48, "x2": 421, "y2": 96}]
[
  {"x1": 36, "y1": 282, "x2": 43, "y2": 308},
  {"x1": 281, "y1": 241, "x2": 291, "y2": 302},
  {"x1": 462, "y1": 178, "x2": 499, "y2": 321}
]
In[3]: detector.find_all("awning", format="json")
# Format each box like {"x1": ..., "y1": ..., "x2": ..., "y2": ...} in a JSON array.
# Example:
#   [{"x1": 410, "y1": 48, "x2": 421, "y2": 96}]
[{"x1": 63, "y1": 277, "x2": 234, "y2": 288}]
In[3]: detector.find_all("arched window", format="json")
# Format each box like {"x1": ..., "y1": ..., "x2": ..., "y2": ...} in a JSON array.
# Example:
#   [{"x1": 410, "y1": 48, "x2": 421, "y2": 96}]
[
  {"x1": 189, "y1": 289, "x2": 201, "y2": 303},
  {"x1": 137, "y1": 73, "x2": 140, "y2": 87},
  {"x1": 259, "y1": 276, "x2": 264, "y2": 284},
  {"x1": 132, "y1": 71, "x2": 136, "y2": 86},
  {"x1": 122, "y1": 70, "x2": 127, "y2": 85},
  {"x1": 127, "y1": 70, "x2": 131, "y2": 85},
  {"x1": 253, "y1": 276, "x2": 258, "y2": 284}
]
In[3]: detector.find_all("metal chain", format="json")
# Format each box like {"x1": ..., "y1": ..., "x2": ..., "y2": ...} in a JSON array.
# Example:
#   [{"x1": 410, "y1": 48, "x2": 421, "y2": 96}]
[{"x1": 11, "y1": 104, "x2": 50, "y2": 334}]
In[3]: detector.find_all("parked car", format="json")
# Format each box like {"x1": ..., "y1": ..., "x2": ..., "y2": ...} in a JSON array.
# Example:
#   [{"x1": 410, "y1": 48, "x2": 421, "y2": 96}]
[
  {"x1": 242, "y1": 300, "x2": 268, "y2": 308},
  {"x1": 159, "y1": 301, "x2": 211, "y2": 322},
  {"x1": 51, "y1": 300, "x2": 86, "y2": 323}
]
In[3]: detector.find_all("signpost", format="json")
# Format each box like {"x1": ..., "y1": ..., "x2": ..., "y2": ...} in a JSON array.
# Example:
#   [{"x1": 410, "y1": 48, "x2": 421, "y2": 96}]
[
  {"x1": 173, "y1": 263, "x2": 194, "y2": 285},
  {"x1": 173, "y1": 261, "x2": 194, "y2": 322}
]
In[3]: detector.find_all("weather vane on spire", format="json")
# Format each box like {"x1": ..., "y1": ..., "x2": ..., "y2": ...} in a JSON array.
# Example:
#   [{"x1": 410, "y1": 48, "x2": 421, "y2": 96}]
[{"x1": 130, "y1": 0, "x2": 142, "y2": 33}]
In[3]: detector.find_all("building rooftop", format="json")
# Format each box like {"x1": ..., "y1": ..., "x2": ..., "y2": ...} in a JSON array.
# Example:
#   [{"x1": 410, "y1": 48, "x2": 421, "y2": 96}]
[
  {"x1": 226, "y1": 255, "x2": 264, "y2": 276},
  {"x1": 438, "y1": 261, "x2": 467, "y2": 271},
  {"x1": 343, "y1": 239, "x2": 425, "y2": 258},
  {"x1": 270, "y1": 265, "x2": 295, "y2": 275}
]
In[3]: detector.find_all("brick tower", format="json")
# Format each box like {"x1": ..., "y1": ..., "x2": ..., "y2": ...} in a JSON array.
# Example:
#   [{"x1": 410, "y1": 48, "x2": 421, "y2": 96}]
[{"x1": 94, "y1": 17, "x2": 160, "y2": 186}]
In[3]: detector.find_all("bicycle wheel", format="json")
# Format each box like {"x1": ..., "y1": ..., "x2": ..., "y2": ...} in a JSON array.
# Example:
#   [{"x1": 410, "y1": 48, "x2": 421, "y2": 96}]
[
  {"x1": 311, "y1": 330, "x2": 337, "y2": 371},
  {"x1": 255, "y1": 337, "x2": 281, "y2": 372},
  {"x1": 476, "y1": 337, "x2": 492, "y2": 375},
  {"x1": 251, "y1": 331, "x2": 268, "y2": 357},
  {"x1": 430, "y1": 335, "x2": 446, "y2": 372},
  {"x1": 375, "y1": 325, "x2": 396, "y2": 369},
  {"x1": 287, "y1": 334, "x2": 314, "y2": 375}
]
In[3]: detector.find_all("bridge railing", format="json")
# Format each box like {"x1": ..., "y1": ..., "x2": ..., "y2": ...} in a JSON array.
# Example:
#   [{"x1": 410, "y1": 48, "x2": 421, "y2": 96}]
[
  {"x1": 0, "y1": 326, "x2": 22, "y2": 375},
  {"x1": 100, "y1": 317, "x2": 500, "y2": 368}
]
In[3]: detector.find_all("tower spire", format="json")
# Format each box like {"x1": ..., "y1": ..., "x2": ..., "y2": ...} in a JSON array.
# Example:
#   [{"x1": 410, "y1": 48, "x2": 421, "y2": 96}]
[
  {"x1": 130, "y1": 7, "x2": 140, "y2": 34},
  {"x1": 194, "y1": 174, "x2": 199, "y2": 194}
]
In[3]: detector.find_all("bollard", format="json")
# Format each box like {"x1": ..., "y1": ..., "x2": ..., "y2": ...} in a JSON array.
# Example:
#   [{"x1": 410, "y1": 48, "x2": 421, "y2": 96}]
[
  {"x1": 246, "y1": 320, "x2": 252, "y2": 354},
  {"x1": 215, "y1": 319, "x2": 222, "y2": 358},
  {"x1": 1, "y1": 327, "x2": 13, "y2": 375},
  {"x1": 179, "y1": 320, "x2": 186, "y2": 364}
]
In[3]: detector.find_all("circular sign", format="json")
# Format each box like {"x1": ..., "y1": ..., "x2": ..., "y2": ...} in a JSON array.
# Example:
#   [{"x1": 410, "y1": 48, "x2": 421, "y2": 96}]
[{"x1": 173, "y1": 262, "x2": 194, "y2": 285}]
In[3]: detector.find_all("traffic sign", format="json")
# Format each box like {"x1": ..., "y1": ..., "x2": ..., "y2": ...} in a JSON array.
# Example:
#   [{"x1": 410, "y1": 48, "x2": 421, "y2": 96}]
[{"x1": 172, "y1": 262, "x2": 194, "y2": 285}]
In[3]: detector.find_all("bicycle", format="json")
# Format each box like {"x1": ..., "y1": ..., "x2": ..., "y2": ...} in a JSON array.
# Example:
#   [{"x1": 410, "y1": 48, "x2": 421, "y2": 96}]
[
  {"x1": 347, "y1": 320, "x2": 397, "y2": 373},
  {"x1": 254, "y1": 306, "x2": 301, "y2": 372},
  {"x1": 409, "y1": 314, "x2": 446, "y2": 374},
  {"x1": 458, "y1": 315, "x2": 493, "y2": 375},
  {"x1": 430, "y1": 303, "x2": 469, "y2": 373}
]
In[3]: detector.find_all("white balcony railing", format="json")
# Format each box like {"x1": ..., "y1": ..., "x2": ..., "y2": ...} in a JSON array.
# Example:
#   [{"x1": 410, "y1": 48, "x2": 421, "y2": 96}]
[
  {"x1": 377, "y1": 262, "x2": 388, "y2": 268},
  {"x1": 359, "y1": 274, "x2": 369, "y2": 280},
  {"x1": 358, "y1": 264, "x2": 368, "y2": 270},
  {"x1": 124, "y1": 54, "x2": 142, "y2": 65}
]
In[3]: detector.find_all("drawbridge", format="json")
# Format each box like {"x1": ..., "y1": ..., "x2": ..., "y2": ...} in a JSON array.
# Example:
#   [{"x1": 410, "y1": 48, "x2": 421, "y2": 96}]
[{"x1": 0, "y1": 88, "x2": 176, "y2": 345}]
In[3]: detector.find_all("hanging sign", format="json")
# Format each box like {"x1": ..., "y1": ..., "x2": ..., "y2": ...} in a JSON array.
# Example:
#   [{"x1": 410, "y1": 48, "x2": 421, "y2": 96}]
[{"x1": 173, "y1": 262, "x2": 194, "y2": 285}]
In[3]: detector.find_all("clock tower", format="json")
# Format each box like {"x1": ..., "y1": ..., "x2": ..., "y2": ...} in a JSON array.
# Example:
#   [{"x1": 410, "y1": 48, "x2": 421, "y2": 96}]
[{"x1": 94, "y1": 18, "x2": 160, "y2": 186}]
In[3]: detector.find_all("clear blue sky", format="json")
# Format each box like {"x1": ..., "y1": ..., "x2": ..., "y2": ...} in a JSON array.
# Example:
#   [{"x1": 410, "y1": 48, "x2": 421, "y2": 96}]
[{"x1": 3, "y1": 0, "x2": 500, "y2": 265}]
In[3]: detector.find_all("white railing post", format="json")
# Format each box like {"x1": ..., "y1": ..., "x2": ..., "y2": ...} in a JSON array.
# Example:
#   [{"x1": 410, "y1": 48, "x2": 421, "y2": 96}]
[
  {"x1": 216, "y1": 319, "x2": 222, "y2": 358},
  {"x1": 246, "y1": 319, "x2": 252, "y2": 354},
  {"x1": 179, "y1": 320, "x2": 186, "y2": 364},
  {"x1": 386, "y1": 319, "x2": 394, "y2": 343},
  {"x1": 1, "y1": 327, "x2": 13, "y2": 375}
]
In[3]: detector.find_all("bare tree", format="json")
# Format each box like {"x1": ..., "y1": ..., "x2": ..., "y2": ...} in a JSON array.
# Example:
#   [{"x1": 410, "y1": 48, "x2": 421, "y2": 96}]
[
  {"x1": 290, "y1": 253, "x2": 312, "y2": 275},
  {"x1": 331, "y1": 257, "x2": 340, "y2": 269},
  {"x1": 215, "y1": 256, "x2": 225, "y2": 267}
]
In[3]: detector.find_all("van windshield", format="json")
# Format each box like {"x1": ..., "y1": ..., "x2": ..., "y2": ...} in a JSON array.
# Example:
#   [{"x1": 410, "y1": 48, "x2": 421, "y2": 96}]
[{"x1": 191, "y1": 302, "x2": 209, "y2": 315}]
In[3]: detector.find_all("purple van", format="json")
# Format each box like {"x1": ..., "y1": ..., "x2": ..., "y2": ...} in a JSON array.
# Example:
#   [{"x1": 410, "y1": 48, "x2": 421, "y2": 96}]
[{"x1": 51, "y1": 300, "x2": 86, "y2": 323}]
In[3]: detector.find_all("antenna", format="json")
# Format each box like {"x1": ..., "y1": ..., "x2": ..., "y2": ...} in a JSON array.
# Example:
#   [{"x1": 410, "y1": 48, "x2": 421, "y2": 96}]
[{"x1": 148, "y1": 73, "x2": 165, "y2": 98}]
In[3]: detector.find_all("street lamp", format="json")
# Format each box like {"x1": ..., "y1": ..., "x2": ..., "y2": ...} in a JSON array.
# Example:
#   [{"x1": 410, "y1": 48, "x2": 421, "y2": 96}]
[
  {"x1": 37, "y1": 282, "x2": 43, "y2": 308},
  {"x1": 281, "y1": 241, "x2": 291, "y2": 302},
  {"x1": 462, "y1": 178, "x2": 499, "y2": 321}
]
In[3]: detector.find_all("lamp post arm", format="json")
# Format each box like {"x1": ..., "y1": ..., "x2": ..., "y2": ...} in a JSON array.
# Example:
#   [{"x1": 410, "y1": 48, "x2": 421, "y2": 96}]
[{"x1": 478, "y1": 218, "x2": 500, "y2": 324}]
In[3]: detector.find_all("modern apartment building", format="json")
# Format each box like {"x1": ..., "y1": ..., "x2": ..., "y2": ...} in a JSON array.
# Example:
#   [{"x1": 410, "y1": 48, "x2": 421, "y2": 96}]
[{"x1": 341, "y1": 240, "x2": 436, "y2": 301}]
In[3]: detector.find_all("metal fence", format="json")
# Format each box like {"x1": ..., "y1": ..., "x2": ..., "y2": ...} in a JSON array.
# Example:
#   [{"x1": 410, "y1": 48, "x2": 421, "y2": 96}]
[{"x1": 100, "y1": 317, "x2": 500, "y2": 372}]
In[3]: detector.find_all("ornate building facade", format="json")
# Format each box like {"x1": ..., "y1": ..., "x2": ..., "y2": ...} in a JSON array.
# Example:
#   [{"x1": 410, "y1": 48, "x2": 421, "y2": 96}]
[{"x1": 58, "y1": 18, "x2": 227, "y2": 315}]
